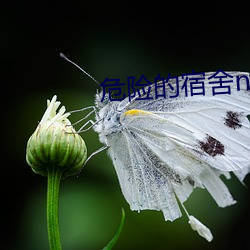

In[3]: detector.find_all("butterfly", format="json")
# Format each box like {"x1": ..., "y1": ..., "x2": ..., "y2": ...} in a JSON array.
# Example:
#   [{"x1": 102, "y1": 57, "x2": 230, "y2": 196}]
[
  {"x1": 61, "y1": 55, "x2": 250, "y2": 241},
  {"x1": 92, "y1": 70, "x2": 250, "y2": 241}
]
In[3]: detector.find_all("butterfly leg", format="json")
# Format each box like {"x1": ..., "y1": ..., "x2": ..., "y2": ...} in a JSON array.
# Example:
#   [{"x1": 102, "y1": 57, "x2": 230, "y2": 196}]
[
  {"x1": 70, "y1": 106, "x2": 96, "y2": 125},
  {"x1": 68, "y1": 106, "x2": 101, "y2": 132},
  {"x1": 77, "y1": 145, "x2": 108, "y2": 176},
  {"x1": 85, "y1": 145, "x2": 108, "y2": 165}
]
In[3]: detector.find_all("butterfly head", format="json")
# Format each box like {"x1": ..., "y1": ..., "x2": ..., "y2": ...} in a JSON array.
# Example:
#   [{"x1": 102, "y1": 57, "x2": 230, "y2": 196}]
[{"x1": 95, "y1": 89, "x2": 110, "y2": 109}]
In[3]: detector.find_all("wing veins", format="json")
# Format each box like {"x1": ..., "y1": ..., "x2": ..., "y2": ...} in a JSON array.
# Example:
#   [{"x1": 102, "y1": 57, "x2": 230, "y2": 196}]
[
  {"x1": 123, "y1": 130, "x2": 152, "y2": 208},
  {"x1": 123, "y1": 131, "x2": 142, "y2": 207},
  {"x1": 172, "y1": 112, "x2": 250, "y2": 168}
]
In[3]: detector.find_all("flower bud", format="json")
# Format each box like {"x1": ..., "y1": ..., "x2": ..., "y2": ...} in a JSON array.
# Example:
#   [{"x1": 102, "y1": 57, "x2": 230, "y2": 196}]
[{"x1": 26, "y1": 95, "x2": 87, "y2": 178}]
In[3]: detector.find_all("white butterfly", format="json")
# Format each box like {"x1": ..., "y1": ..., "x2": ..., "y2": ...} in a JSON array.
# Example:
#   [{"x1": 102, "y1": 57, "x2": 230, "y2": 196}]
[
  {"x1": 86, "y1": 71, "x2": 249, "y2": 242},
  {"x1": 60, "y1": 53, "x2": 250, "y2": 242}
]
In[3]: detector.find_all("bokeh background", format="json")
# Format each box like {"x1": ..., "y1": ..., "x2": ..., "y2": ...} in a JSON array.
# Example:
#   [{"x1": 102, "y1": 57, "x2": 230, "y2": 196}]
[{"x1": 2, "y1": 1, "x2": 250, "y2": 250}]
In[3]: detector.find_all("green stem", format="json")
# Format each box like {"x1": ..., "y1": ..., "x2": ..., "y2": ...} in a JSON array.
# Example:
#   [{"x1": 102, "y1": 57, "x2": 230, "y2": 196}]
[{"x1": 47, "y1": 165, "x2": 63, "y2": 250}]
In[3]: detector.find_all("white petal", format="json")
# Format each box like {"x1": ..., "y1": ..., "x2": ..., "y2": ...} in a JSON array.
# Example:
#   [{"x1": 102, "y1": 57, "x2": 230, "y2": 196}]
[
  {"x1": 40, "y1": 95, "x2": 58, "y2": 123},
  {"x1": 188, "y1": 215, "x2": 213, "y2": 242},
  {"x1": 40, "y1": 95, "x2": 71, "y2": 125}
]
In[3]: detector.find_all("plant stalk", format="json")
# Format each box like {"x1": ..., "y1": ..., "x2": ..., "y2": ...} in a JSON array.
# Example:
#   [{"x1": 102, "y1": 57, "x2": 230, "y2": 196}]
[{"x1": 47, "y1": 165, "x2": 63, "y2": 250}]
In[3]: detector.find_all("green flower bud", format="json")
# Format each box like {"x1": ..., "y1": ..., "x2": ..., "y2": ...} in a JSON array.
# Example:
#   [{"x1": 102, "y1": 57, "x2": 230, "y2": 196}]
[{"x1": 26, "y1": 95, "x2": 87, "y2": 178}]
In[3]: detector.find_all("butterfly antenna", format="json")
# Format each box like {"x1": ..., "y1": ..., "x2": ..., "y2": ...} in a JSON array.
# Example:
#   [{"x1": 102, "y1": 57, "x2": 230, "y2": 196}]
[{"x1": 60, "y1": 53, "x2": 100, "y2": 86}]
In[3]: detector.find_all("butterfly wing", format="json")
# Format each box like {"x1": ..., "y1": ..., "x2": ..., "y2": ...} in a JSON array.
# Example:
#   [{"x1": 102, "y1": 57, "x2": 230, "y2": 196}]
[
  {"x1": 105, "y1": 71, "x2": 250, "y2": 220},
  {"x1": 107, "y1": 126, "x2": 182, "y2": 221},
  {"x1": 119, "y1": 71, "x2": 250, "y2": 174}
]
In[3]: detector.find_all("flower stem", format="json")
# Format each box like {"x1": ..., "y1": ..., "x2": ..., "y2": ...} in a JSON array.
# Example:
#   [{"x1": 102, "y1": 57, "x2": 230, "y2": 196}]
[{"x1": 47, "y1": 165, "x2": 63, "y2": 250}]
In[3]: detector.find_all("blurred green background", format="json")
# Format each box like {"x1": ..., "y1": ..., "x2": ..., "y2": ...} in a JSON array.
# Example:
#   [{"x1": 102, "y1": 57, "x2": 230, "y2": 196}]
[{"x1": 2, "y1": 1, "x2": 250, "y2": 250}]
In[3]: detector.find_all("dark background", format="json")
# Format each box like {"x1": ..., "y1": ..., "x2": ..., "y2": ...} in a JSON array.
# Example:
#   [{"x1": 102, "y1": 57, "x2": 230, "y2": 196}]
[{"x1": 2, "y1": 1, "x2": 250, "y2": 250}]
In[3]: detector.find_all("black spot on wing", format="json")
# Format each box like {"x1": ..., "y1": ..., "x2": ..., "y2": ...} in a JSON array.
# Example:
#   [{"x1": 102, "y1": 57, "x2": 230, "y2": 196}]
[
  {"x1": 199, "y1": 135, "x2": 225, "y2": 157},
  {"x1": 186, "y1": 177, "x2": 195, "y2": 186},
  {"x1": 224, "y1": 111, "x2": 243, "y2": 130}
]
